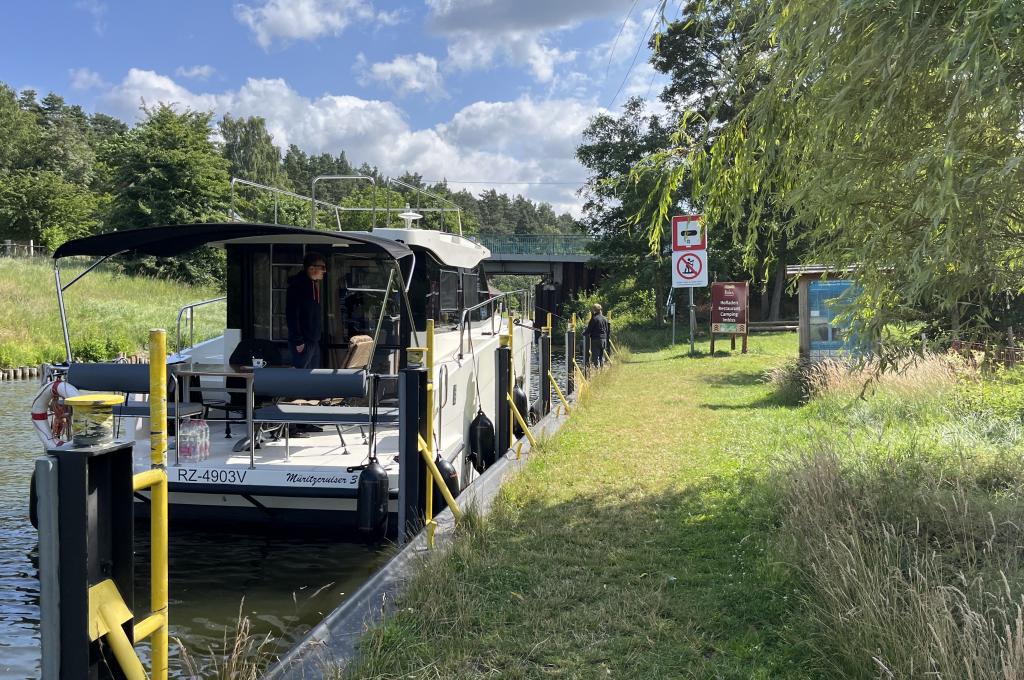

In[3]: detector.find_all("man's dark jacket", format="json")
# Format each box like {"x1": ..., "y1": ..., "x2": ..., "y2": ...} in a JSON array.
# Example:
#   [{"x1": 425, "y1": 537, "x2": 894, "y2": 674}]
[
  {"x1": 286, "y1": 271, "x2": 323, "y2": 345},
  {"x1": 584, "y1": 313, "x2": 610, "y2": 340}
]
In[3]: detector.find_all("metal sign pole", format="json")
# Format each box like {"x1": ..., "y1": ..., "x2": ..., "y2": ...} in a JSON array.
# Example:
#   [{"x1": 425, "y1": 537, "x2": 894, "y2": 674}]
[
  {"x1": 671, "y1": 298, "x2": 676, "y2": 346},
  {"x1": 688, "y1": 287, "x2": 696, "y2": 355}
]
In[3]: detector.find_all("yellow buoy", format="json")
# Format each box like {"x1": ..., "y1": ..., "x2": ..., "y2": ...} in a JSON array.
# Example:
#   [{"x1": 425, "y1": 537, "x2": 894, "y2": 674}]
[{"x1": 64, "y1": 393, "x2": 123, "y2": 447}]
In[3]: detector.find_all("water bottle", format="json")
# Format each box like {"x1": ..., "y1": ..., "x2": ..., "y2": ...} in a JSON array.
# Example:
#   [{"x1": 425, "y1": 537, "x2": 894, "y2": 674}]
[
  {"x1": 200, "y1": 419, "x2": 210, "y2": 461},
  {"x1": 179, "y1": 420, "x2": 192, "y2": 462}
]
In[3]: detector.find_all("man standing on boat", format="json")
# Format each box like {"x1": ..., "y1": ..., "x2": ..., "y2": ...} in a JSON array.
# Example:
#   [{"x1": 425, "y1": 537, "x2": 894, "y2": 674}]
[
  {"x1": 583, "y1": 303, "x2": 610, "y2": 368},
  {"x1": 287, "y1": 252, "x2": 326, "y2": 369}
]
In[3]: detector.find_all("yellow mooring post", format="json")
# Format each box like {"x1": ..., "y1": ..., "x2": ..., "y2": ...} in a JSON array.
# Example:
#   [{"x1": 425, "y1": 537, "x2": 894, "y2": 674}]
[
  {"x1": 417, "y1": 435, "x2": 463, "y2": 520},
  {"x1": 549, "y1": 371, "x2": 571, "y2": 415},
  {"x1": 424, "y1": 319, "x2": 436, "y2": 549},
  {"x1": 506, "y1": 393, "x2": 537, "y2": 447},
  {"x1": 145, "y1": 329, "x2": 169, "y2": 680}
]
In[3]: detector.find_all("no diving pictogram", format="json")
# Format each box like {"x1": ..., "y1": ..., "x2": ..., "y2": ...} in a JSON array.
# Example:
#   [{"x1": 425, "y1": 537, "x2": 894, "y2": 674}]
[{"x1": 676, "y1": 252, "x2": 703, "y2": 280}]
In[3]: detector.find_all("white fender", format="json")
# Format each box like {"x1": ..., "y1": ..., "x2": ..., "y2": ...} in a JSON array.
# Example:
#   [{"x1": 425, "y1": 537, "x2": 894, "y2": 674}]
[{"x1": 31, "y1": 379, "x2": 80, "y2": 450}]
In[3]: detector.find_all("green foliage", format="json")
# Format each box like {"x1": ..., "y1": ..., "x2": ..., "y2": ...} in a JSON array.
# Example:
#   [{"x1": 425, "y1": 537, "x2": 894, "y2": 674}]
[
  {"x1": 104, "y1": 104, "x2": 230, "y2": 285},
  {"x1": 0, "y1": 169, "x2": 103, "y2": 249},
  {"x1": 648, "y1": 0, "x2": 1024, "y2": 346},
  {"x1": 219, "y1": 114, "x2": 280, "y2": 185}
]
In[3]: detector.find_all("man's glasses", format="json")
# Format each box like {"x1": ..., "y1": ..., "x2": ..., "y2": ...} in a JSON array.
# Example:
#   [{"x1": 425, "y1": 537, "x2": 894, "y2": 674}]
[{"x1": 310, "y1": 264, "x2": 327, "y2": 271}]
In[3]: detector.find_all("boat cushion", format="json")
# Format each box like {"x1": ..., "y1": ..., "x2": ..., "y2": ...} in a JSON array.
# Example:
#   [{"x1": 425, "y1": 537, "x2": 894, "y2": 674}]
[
  {"x1": 253, "y1": 403, "x2": 398, "y2": 425},
  {"x1": 252, "y1": 368, "x2": 367, "y2": 400},
  {"x1": 67, "y1": 362, "x2": 176, "y2": 395},
  {"x1": 113, "y1": 402, "x2": 204, "y2": 418}
]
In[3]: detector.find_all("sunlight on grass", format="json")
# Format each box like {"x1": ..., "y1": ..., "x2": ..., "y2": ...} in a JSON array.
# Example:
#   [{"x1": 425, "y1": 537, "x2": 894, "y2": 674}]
[{"x1": 0, "y1": 258, "x2": 223, "y2": 367}]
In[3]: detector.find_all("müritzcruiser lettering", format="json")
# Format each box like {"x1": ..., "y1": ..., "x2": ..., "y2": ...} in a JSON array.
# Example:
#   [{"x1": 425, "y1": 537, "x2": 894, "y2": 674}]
[{"x1": 285, "y1": 472, "x2": 358, "y2": 487}]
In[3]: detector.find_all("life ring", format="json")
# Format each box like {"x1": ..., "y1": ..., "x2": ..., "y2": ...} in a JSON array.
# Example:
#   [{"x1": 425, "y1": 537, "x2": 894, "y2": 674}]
[{"x1": 31, "y1": 378, "x2": 80, "y2": 450}]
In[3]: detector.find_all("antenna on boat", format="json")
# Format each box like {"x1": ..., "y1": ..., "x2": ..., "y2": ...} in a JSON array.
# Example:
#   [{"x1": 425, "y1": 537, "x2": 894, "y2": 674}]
[{"x1": 398, "y1": 204, "x2": 422, "y2": 229}]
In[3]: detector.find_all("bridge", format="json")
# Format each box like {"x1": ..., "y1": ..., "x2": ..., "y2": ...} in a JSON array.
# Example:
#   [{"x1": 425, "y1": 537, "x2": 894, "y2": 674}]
[{"x1": 473, "y1": 233, "x2": 601, "y2": 317}]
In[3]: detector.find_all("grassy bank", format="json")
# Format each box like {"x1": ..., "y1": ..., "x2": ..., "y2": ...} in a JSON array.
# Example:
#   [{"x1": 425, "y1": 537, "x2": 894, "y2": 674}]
[
  {"x1": 341, "y1": 334, "x2": 1024, "y2": 678},
  {"x1": 0, "y1": 258, "x2": 224, "y2": 367}
]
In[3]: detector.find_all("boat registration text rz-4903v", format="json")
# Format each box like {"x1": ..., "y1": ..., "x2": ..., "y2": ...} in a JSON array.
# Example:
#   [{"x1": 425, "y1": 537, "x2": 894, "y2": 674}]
[{"x1": 176, "y1": 469, "x2": 249, "y2": 484}]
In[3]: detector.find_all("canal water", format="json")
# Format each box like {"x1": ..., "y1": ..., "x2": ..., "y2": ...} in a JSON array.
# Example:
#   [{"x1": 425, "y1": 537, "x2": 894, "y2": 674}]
[
  {"x1": 0, "y1": 379, "x2": 388, "y2": 679},
  {"x1": 0, "y1": 338, "x2": 572, "y2": 678}
]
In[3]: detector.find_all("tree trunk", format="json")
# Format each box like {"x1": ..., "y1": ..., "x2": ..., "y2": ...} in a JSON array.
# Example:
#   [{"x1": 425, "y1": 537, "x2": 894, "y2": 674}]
[{"x1": 769, "y1": 232, "x2": 789, "y2": 321}]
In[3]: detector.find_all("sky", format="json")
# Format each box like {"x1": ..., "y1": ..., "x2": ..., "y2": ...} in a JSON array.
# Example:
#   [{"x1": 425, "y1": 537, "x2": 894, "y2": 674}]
[{"x1": 2, "y1": 0, "x2": 672, "y2": 215}]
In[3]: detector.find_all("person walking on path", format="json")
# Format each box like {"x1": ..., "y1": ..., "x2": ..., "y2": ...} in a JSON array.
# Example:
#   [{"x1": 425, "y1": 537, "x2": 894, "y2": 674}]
[
  {"x1": 583, "y1": 303, "x2": 611, "y2": 368},
  {"x1": 286, "y1": 252, "x2": 326, "y2": 369}
]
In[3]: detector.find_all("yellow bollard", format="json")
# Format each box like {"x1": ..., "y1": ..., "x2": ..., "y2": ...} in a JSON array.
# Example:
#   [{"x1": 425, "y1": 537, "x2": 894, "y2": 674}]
[
  {"x1": 147, "y1": 329, "x2": 168, "y2": 680},
  {"x1": 549, "y1": 371, "x2": 571, "y2": 415},
  {"x1": 506, "y1": 393, "x2": 538, "y2": 447},
  {"x1": 417, "y1": 435, "x2": 463, "y2": 520},
  {"x1": 425, "y1": 320, "x2": 436, "y2": 548}
]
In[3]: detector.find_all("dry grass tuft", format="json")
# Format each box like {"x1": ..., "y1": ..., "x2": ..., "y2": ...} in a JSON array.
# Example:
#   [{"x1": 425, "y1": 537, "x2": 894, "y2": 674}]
[
  {"x1": 776, "y1": 447, "x2": 1024, "y2": 678},
  {"x1": 176, "y1": 602, "x2": 275, "y2": 680},
  {"x1": 766, "y1": 351, "x2": 973, "y2": 403}
]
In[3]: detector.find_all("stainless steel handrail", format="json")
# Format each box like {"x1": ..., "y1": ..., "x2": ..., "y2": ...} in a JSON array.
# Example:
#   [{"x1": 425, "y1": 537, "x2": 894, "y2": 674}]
[
  {"x1": 458, "y1": 288, "x2": 533, "y2": 357},
  {"x1": 175, "y1": 297, "x2": 227, "y2": 353},
  {"x1": 230, "y1": 177, "x2": 344, "y2": 225}
]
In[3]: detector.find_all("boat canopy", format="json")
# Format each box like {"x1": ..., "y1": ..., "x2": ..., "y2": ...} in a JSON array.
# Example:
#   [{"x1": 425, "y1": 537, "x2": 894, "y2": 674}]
[{"x1": 52, "y1": 223, "x2": 414, "y2": 262}]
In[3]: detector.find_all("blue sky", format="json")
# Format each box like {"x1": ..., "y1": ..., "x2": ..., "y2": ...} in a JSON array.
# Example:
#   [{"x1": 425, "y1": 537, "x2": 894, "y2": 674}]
[{"x1": 3, "y1": 0, "x2": 671, "y2": 213}]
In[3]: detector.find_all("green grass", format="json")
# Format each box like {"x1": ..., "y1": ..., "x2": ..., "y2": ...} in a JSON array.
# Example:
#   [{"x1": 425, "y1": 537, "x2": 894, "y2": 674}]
[
  {"x1": 340, "y1": 335, "x2": 1024, "y2": 679},
  {"x1": 0, "y1": 258, "x2": 224, "y2": 367}
]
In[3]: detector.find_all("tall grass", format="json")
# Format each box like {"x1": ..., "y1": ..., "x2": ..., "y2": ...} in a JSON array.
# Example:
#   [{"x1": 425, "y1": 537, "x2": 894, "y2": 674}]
[
  {"x1": 770, "y1": 355, "x2": 1024, "y2": 678},
  {"x1": 0, "y1": 258, "x2": 224, "y2": 367}
]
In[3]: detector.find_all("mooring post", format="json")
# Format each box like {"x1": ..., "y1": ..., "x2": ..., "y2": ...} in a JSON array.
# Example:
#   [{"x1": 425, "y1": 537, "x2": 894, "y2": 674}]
[
  {"x1": 566, "y1": 313, "x2": 576, "y2": 395},
  {"x1": 39, "y1": 439, "x2": 136, "y2": 679},
  {"x1": 397, "y1": 360, "x2": 428, "y2": 545},
  {"x1": 495, "y1": 336, "x2": 512, "y2": 459},
  {"x1": 540, "y1": 326, "x2": 551, "y2": 417}
]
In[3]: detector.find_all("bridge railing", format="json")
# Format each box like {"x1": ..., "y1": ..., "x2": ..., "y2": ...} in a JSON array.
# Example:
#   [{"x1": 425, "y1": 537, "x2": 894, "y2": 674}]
[{"x1": 475, "y1": 234, "x2": 593, "y2": 257}]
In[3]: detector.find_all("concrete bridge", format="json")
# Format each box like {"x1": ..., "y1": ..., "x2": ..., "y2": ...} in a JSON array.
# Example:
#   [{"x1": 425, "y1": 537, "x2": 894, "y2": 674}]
[{"x1": 474, "y1": 234, "x2": 601, "y2": 318}]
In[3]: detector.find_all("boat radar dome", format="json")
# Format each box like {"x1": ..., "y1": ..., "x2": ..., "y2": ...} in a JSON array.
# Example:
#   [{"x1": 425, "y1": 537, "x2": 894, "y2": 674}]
[{"x1": 398, "y1": 204, "x2": 422, "y2": 228}]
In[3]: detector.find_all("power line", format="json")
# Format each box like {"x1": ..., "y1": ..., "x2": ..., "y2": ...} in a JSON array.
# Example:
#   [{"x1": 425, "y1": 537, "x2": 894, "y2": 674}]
[
  {"x1": 607, "y1": 5, "x2": 661, "y2": 110},
  {"x1": 605, "y1": 0, "x2": 642, "y2": 82}
]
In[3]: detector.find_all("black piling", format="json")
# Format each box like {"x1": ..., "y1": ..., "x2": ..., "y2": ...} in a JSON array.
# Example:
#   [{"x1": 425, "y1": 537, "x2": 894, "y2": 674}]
[
  {"x1": 566, "y1": 323, "x2": 576, "y2": 395},
  {"x1": 397, "y1": 365, "x2": 428, "y2": 545},
  {"x1": 540, "y1": 328, "x2": 551, "y2": 417},
  {"x1": 495, "y1": 340, "x2": 512, "y2": 459},
  {"x1": 37, "y1": 441, "x2": 136, "y2": 679}
]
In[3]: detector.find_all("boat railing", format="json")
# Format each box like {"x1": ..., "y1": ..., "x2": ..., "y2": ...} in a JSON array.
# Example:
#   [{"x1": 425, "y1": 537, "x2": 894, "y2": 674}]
[
  {"x1": 229, "y1": 177, "x2": 348, "y2": 227},
  {"x1": 458, "y1": 288, "x2": 534, "y2": 358},
  {"x1": 175, "y1": 296, "x2": 227, "y2": 353}
]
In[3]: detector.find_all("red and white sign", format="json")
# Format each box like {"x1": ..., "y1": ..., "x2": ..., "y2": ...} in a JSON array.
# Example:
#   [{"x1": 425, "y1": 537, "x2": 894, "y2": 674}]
[
  {"x1": 672, "y1": 250, "x2": 708, "y2": 288},
  {"x1": 672, "y1": 215, "x2": 705, "y2": 251}
]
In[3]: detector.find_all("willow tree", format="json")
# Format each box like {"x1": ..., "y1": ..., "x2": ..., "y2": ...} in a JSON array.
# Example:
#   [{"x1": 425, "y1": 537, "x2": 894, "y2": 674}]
[{"x1": 642, "y1": 0, "x2": 1024, "y2": 345}]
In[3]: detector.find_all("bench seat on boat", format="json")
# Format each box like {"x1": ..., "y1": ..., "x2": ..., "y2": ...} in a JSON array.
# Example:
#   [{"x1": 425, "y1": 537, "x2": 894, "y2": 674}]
[
  {"x1": 113, "y1": 402, "x2": 204, "y2": 418},
  {"x1": 252, "y1": 404, "x2": 398, "y2": 425},
  {"x1": 66, "y1": 362, "x2": 203, "y2": 419}
]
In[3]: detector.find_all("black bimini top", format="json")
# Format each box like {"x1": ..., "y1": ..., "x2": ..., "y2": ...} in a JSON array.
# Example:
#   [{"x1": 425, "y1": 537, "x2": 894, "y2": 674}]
[{"x1": 52, "y1": 223, "x2": 413, "y2": 261}]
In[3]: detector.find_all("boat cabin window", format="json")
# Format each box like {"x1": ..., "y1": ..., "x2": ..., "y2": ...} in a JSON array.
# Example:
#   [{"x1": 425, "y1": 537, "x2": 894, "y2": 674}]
[
  {"x1": 226, "y1": 244, "x2": 402, "y2": 373},
  {"x1": 439, "y1": 269, "x2": 460, "y2": 326}
]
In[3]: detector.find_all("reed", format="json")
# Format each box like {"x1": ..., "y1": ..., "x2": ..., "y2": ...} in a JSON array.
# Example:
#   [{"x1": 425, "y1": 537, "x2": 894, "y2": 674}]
[{"x1": 176, "y1": 602, "x2": 275, "y2": 680}]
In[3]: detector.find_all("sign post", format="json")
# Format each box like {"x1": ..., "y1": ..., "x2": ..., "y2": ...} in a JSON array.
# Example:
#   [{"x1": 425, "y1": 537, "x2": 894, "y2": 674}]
[
  {"x1": 671, "y1": 215, "x2": 708, "y2": 354},
  {"x1": 710, "y1": 282, "x2": 749, "y2": 354}
]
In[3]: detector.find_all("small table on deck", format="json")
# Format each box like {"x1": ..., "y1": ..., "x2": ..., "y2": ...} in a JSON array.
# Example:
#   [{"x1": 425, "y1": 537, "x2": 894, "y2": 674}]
[{"x1": 172, "y1": 364, "x2": 257, "y2": 468}]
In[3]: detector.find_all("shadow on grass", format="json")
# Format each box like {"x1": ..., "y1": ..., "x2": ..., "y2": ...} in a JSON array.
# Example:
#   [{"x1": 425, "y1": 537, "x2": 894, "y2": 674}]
[{"x1": 345, "y1": 470, "x2": 818, "y2": 680}]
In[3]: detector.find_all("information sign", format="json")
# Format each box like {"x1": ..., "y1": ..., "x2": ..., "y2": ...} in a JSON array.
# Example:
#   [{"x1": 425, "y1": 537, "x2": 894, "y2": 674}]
[
  {"x1": 672, "y1": 215, "x2": 705, "y2": 251},
  {"x1": 710, "y1": 281, "x2": 749, "y2": 354}
]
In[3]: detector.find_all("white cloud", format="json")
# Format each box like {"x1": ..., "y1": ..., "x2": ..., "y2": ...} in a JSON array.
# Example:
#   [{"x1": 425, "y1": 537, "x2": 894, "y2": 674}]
[
  {"x1": 75, "y1": 0, "x2": 107, "y2": 36},
  {"x1": 427, "y1": 0, "x2": 632, "y2": 33},
  {"x1": 175, "y1": 65, "x2": 216, "y2": 80},
  {"x1": 445, "y1": 32, "x2": 576, "y2": 83},
  {"x1": 358, "y1": 53, "x2": 446, "y2": 99},
  {"x1": 97, "y1": 70, "x2": 600, "y2": 214},
  {"x1": 234, "y1": 0, "x2": 378, "y2": 48},
  {"x1": 69, "y1": 68, "x2": 107, "y2": 91}
]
